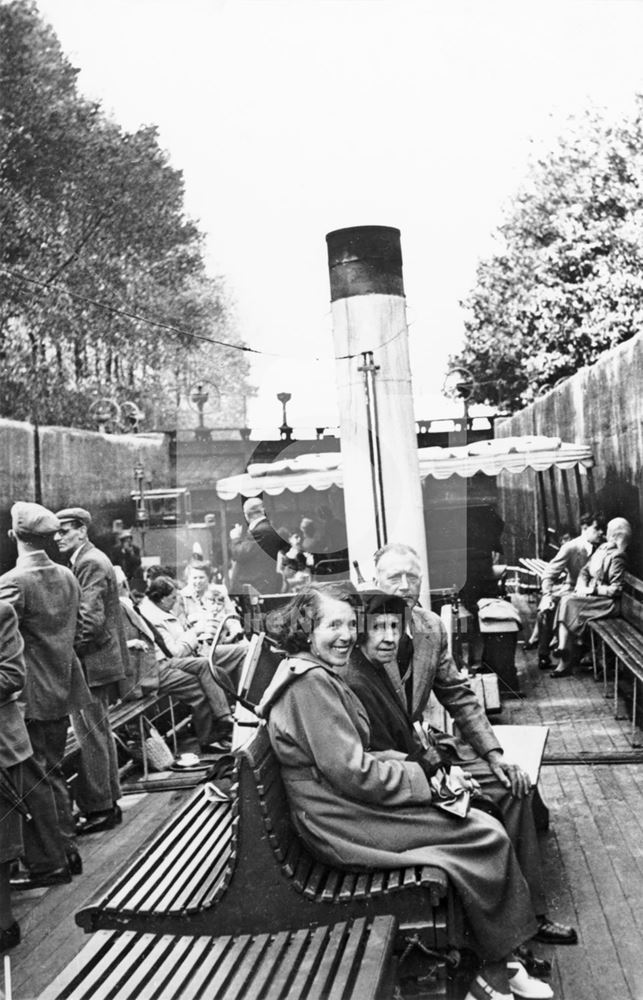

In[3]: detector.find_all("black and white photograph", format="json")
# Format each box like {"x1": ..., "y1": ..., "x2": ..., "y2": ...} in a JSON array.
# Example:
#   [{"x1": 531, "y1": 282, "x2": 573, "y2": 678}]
[{"x1": 1, "y1": 1, "x2": 643, "y2": 997}]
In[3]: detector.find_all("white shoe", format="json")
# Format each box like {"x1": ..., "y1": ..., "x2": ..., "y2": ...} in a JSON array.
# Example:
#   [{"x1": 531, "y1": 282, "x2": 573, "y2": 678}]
[
  {"x1": 507, "y1": 961, "x2": 554, "y2": 999},
  {"x1": 464, "y1": 975, "x2": 513, "y2": 1000}
]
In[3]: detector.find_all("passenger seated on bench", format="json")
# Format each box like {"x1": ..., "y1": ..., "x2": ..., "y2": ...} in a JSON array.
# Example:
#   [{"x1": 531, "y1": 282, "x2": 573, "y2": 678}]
[
  {"x1": 532, "y1": 514, "x2": 605, "y2": 670},
  {"x1": 373, "y1": 542, "x2": 576, "y2": 951},
  {"x1": 259, "y1": 582, "x2": 552, "y2": 1000},
  {"x1": 344, "y1": 590, "x2": 571, "y2": 967},
  {"x1": 179, "y1": 564, "x2": 246, "y2": 643},
  {"x1": 135, "y1": 576, "x2": 247, "y2": 752},
  {"x1": 551, "y1": 517, "x2": 632, "y2": 678}
]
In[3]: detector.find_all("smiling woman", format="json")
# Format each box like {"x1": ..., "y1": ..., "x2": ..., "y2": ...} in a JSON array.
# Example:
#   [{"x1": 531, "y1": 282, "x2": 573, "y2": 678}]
[{"x1": 260, "y1": 582, "x2": 545, "y2": 1000}]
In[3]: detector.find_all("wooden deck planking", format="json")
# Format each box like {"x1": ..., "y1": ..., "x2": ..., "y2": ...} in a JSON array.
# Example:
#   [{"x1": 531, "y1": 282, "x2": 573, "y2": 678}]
[
  {"x1": 9, "y1": 636, "x2": 643, "y2": 1000},
  {"x1": 553, "y1": 765, "x2": 643, "y2": 999},
  {"x1": 9, "y1": 790, "x2": 182, "y2": 998},
  {"x1": 485, "y1": 645, "x2": 643, "y2": 1000}
]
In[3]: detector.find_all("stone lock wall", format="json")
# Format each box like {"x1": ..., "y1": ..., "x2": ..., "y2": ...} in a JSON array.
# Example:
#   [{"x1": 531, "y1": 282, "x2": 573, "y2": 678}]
[{"x1": 0, "y1": 421, "x2": 170, "y2": 572}]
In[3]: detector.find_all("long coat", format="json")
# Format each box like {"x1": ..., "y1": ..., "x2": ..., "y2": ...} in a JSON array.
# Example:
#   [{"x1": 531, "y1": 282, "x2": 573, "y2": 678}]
[
  {"x1": 71, "y1": 541, "x2": 128, "y2": 689},
  {"x1": 259, "y1": 653, "x2": 536, "y2": 961},
  {"x1": 229, "y1": 518, "x2": 288, "y2": 594},
  {"x1": 557, "y1": 541, "x2": 626, "y2": 634},
  {"x1": 0, "y1": 600, "x2": 31, "y2": 768},
  {"x1": 0, "y1": 551, "x2": 89, "y2": 718}
]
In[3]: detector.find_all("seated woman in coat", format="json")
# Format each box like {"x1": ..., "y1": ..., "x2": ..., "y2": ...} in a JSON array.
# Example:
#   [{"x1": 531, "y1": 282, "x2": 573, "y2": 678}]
[
  {"x1": 259, "y1": 582, "x2": 549, "y2": 1000},
  {"x1": 551, "y1": 516, "x2": 632, "y2": 678}
]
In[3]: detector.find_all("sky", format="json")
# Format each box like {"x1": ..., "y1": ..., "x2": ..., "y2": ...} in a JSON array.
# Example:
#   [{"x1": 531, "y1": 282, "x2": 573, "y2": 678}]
[{"x1": 35, "y1": 0, "x2": 643, "y2": 436}]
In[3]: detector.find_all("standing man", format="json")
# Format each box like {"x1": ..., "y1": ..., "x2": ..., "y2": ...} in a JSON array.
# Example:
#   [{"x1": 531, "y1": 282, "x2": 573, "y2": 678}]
[
  {"x1": 0, "y1": 503, "x2": 89, "y2": 889},
  {"x1": 374, "y1": 541, "x2": 577, "y2": 948},
  {"x1": 229, "y1": 498, "x2": 289, "y2": 594},
  {"x1": 0, "y1": 599, "x2": 31, "y2": 949},
  {"x1": 55, "y1": 507, "x2": 128, "y2": 835},
  {"x1": 536, "y1": 512, "x2": 605, "y2": 670}
]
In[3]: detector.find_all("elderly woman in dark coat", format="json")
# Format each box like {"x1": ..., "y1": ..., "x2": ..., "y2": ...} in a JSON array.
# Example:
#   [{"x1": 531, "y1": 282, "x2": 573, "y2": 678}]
[
  {"x1": 259, "y1": 582, "x2": 544, "y2": 1000},
  {"x1": 551, "y1": 517, "x2": 632, "y2": 677}
]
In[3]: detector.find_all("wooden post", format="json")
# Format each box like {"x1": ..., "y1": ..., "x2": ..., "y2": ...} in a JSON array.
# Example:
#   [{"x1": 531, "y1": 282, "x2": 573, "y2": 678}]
[
  {"x1": 560, "y1": 468, "x2": 575, "y2": 531},
  {"x1": 536, "y1": 472, "x2": 548, "y2": 559},
  {"x1": 326, "y1": 226, "x2": 430, "y2": 603},
  {"x1": 574, "y1": 465, "x2": 585, "y2": 515},
  {"x1": 219, "y1": 499, "x2": 230, "y2": 585},
  {"x1": 548, "y1": 467, "x2": 561, "y2": 539}
]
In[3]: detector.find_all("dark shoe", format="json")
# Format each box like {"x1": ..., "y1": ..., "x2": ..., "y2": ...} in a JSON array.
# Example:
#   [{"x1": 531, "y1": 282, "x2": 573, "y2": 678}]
[
  {"x1": 10, "y1": 866, "x2": 71, "y2": 891},
  {"x1": 0, "y1": 921, "x2": 20, "y2": 952},
  {"x1": 76, "y1": 804, "x2": 122, "y2": 836},
  {"x1": 533, "y1": 917, "x2": 578, "y2": 945},
  {"x1": 550, "y1": 665, "x2": 573, "y2": 678},
  {"x1": 66, "y1": 849, "x2": 83, "y2": 875},
  {"x1": 524, "y1": 639, "x2": 538, "y2": 651},
  {"x1": 538, "y1": 656, "x2": 553, "y2": 670},
  {"x1": 514, "y1": 945, "x2": 551, "y2": 978}
]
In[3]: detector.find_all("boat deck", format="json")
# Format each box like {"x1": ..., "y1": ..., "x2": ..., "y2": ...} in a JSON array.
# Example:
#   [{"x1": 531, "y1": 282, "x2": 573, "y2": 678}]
[{"x1": 6, "y1": 643, "x2": 643, "y2": 1000}]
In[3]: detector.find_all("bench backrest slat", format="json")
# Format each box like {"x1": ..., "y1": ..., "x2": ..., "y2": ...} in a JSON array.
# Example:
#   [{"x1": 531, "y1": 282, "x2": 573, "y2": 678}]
[{"x1": 622, "y1": 575, "x2": 643, "y2": 632}]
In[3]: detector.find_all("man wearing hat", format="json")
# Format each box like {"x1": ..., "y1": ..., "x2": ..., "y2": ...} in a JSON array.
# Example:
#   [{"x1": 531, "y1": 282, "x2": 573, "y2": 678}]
[
  {"x1": 54, "y1": 507, "x2": 129, "y2": 836},
  {"x1": 0, "y1": 502, "x2": 89, "y2": 889},
  {"x1": 111, "y1": 528, "x2": 142, "y2": 589}
]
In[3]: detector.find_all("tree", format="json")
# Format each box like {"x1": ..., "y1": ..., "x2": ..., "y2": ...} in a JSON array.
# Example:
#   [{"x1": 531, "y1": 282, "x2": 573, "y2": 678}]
[
  {"x1": 0, "y1": 1, "x2": 252, "y2": 429},
  {"x1": 451, "y1": 99, "x2": 643, "y2": 411}
]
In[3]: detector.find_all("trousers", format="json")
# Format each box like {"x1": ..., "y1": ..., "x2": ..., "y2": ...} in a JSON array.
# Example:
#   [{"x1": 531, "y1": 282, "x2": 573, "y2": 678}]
[
  {"x1": 537, "y1": 606, "x2": 556, "y2": 659},
  {"x1": 451, "y1": 752, "x2": 547, "y2": 915},
  {"x1": 21, "y1": 718, "x2": 76, "y2": 870},
  {"x1": 159, "y1": 657, "x2": 229, "y2": 744},
  {"x1": 70, "y1": 684, "x2": 121, "y2": 815}
]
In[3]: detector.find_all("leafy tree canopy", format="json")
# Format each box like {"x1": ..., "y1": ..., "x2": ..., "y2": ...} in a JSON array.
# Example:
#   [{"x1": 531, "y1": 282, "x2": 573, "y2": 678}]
[
  {"x1": 451, "y1": 98, "x2": 643, "y2": 411},
  {"x1": 0, "y1": 0, "x2": 252, "y2": 429}
]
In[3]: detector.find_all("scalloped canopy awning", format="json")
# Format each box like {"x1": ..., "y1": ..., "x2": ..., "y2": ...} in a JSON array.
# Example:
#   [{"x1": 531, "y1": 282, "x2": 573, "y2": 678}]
[{"x1": 215, "y1": 436, "x2": 594, "y2": 501}]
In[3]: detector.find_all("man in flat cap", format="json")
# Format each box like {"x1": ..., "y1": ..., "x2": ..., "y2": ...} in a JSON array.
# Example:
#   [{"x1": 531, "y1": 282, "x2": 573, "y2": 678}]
[
  {"x1": 0, "y1": 502, "x2": 89, "y2": 889},
  {"x1": 54, "y1": 507, "x2": 129, "y2": 835}
]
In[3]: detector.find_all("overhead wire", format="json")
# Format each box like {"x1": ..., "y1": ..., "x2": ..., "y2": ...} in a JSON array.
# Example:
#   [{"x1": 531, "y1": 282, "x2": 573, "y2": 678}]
[{"x1": 1, "y1": 264, "x2": 415, "y2": 363}]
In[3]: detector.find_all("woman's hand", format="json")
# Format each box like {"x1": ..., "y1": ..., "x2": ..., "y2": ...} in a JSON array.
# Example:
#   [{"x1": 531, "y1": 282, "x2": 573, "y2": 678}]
[{"x1": 458, "y1": 770, "x2": 481, "y2": 793}]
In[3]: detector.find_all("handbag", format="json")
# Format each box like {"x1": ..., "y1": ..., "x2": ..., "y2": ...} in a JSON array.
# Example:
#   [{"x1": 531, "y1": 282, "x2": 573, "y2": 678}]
[{"x1": 116, "y1": 717, "x2": 174, "y2": 772}]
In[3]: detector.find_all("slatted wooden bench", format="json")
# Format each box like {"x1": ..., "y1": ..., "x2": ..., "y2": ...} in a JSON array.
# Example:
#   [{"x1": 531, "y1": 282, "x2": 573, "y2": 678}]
[
  {"x1": 76, "y1": 726, "x2": 457, "y2": 962},
  {"x1": 41, "y1": 916, "x2": 398, "y2": 1000},
  {"x1": 589, "y1": 571, "x2": 643, "y2": 745},
  {"x1": 76, "y1": 784, "x2": 234, "y2": 932}
]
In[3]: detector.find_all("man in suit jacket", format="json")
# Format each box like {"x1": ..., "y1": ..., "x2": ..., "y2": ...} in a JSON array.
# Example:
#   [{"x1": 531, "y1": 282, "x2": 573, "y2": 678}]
[
  {"x1": 55, "y1": 507, "x2": 128, "y2": 835},
  {"x1": 537, "y1": 513, "x2": 605, "y2": 668},
  {"x1": 374, "y1": 541, "x2": 577, "y2": 947},
  {"x1": 0, "y1": 503, "x2": 90, "y2": 889},
  {"x1": 229, "y1": 498, "x2": 289, "y2": 594},
  {"x1": 0, "y1": 599, "x2": 32, "y2": 951}
]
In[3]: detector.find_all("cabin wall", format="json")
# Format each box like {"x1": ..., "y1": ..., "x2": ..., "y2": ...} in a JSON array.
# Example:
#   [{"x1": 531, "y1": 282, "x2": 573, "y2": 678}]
[{"x1": 496, "y1": 331, "x2": 643, "y2": 573}]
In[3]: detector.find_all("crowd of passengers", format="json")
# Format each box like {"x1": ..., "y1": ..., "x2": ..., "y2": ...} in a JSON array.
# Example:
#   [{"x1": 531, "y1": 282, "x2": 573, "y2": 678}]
[{"x1": 0, "y1": 495, "x2": 633, "y2": 1000}]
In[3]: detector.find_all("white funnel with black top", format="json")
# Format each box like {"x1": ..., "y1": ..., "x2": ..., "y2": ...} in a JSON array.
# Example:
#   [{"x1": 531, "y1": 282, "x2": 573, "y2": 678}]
[{"x1": 326, "y1": 225, "x2": 430, "y2": 603}]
